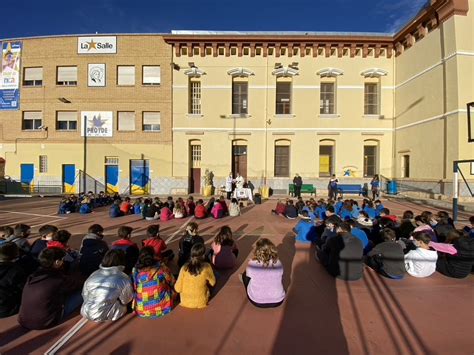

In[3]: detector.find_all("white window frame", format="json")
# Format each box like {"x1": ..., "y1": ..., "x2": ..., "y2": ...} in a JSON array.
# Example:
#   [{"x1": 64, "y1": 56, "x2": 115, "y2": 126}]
[
  {"x1": 117, "y1": 66, "x2": 135, "y2": 86},
  {"x1": 22, "y1": 111, "x2": 43, "y2": 131},
  {"x1": 189, "y1": 80, "x2": 201, "y2": 114},
  {"x1": 39, "y1": 155, "x2": 48, "y2": 173}
]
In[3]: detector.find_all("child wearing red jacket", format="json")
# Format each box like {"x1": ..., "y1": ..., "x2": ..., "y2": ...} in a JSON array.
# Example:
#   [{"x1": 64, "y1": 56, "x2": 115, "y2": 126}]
[
  {"x1": 111, "y1": 226, "x2": 139, "y2": 274},
  {"x1": 142, "y1": 224, "x2": 174, "y2": 263}
]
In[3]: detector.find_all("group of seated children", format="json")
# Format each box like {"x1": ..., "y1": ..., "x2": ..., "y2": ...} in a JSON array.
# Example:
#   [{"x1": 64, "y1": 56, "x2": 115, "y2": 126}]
[
  {"x1": 0, "y1": 220, "x2": 287, "y2": 328},
  {"x1": 287, "y1": 197, "x2": 474, "y2": 281},
  {"x1": 110, "y1": 195, "x2": 242, "y2": 220},
  {"x1": 59, "y1": 191, "x2": 117, "y2": 215}
]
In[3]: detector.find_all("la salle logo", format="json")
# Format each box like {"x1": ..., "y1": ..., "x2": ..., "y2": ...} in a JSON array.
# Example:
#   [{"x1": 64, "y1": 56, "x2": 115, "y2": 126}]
[{"x1": 80, "y1": 39, "x2": 114, "y2": 51}]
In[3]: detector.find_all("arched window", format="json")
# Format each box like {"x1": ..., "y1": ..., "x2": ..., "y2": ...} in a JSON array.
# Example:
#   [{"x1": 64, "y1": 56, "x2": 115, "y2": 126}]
[
  {"x1": 317, "y1": 68, "x2": 343, "y2": 115},
  {"x1": 319, "y1": 139, "x2": 335, "y2": 177},
  {"x1": 274, "y1": 139, "x2": 291, "y2": 177}
]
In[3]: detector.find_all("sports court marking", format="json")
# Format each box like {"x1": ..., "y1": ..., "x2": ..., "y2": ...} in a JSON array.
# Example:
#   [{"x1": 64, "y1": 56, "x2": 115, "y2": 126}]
[
  {"x1": 165, "y1": 216, "x2": 195, "y2": 244},
  {"x1": 44, "y1": 317, "x2": 88, "y2": 355},
  {"x1": 0, "y1": 210, "x2": 66, "y2": 219}
]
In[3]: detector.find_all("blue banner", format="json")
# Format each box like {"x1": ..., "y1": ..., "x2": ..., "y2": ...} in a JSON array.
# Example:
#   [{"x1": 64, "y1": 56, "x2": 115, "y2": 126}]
[{"x1": 0, "y1": 41, "x2": 22, "y2": 111}]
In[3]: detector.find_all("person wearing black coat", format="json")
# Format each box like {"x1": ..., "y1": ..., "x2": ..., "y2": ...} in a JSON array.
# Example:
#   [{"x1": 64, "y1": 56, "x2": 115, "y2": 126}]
[
  {"x1": 79, "y1": 224, "x2": 109, "y2": 276},
  {"x1": 0, "y1": 243, "x2": 28, "y2": 318}
]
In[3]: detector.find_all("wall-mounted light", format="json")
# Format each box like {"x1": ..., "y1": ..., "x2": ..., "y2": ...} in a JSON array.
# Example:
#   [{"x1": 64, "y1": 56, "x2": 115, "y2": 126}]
[
  {"x1": 188, "y1": 62, "x2": 195, "y2": 68},
  {"x1": 58, "y1": 97, "x2": 71, "y2": 103}
]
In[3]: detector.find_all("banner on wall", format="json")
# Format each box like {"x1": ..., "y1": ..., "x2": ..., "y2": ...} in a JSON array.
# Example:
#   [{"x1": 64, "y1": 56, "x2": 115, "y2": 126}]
[
  {"x1": 0, "y1": 41, "x2": 22, "y2": 110},
  {"x1": 81, "y1": 111, "x2": 113, "y2": 137}
]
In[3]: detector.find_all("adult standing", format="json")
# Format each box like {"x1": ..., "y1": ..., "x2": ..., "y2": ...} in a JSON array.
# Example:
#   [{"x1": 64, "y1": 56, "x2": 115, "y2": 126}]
[
  {"x1": 293, "y1": 173, "x2": 303, "y2": 198},
  {"x1": 225, "y1": 172, "x2": 233, "y2": 200},
  {"x1": 328, "y1": 174, "x2": 339, "y2": 200},
  {"x1": 370, "y1": 174, "x2": 381, "y2": 200},
  {"x1": 235, "y1": 173, "x2": 245, "y2": 190}
]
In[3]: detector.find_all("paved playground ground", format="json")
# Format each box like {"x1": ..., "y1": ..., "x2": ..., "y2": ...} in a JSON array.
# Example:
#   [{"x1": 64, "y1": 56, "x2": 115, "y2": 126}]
[{"x1": 0, "y1": 197, "x2": 472, "y2": 355}]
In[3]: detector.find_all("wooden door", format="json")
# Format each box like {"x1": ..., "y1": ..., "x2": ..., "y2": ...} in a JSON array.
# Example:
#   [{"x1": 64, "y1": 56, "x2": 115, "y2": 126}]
[
  {"x1": 190, "y1": 168, "x2": 201, "y2": 193},
  {"x1": 232, "y1": 145, "x2": 247, "y2": 180}
]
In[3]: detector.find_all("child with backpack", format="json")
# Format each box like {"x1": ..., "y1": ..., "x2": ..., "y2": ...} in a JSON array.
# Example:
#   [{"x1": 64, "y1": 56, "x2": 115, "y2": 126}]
[{"x1": 178, "y1": 223, "x2": 204, "y2": 267}]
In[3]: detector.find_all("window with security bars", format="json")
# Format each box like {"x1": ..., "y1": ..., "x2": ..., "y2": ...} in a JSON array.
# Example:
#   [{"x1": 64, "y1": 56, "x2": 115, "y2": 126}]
[
  {"x1": 105, "y1": 157, "x2": 119, "y2": 165},
  {"x1": 274, "y1": 146, "x2": 290, "y2": 177},
  {"x1": 22, "y1": 111, "x2": 43, "y2": 130},
  {"x1": 232, "y1": 81, "x2": 248, "y2": 114},
  {"x1": 364, "y1": 145, "x2": 377, "y2": 177},
  {"x1": 191, "y1": 145, "x2": 201, "y2": 162},
  {"x1": 320, "y1": 82, "x2": 335, "y2": 114},
  {"x1": 276, "y1": 81, "x2": 291, "y2": 114},
  {"x1": 39, "y1": 155, "x2": 47, "y2": 173},
  {"x1": 56, "y1": 111, "x2": 77, "y2": 131},
  {"x1": 143, "y1": 112, "x2": 160, "y2": 132},
  {"x1": 57, "y1": 66, "x2": 77, "y2": 86},
  {"x1": 23, "y1": 67, "x2": 43, "y2": 87},
  {"x1": 364, "y1": 83, "x2": 379, "y2": 115},
  {"x1": 189, "y1": 81, "x2": 201, "y2": 114}
]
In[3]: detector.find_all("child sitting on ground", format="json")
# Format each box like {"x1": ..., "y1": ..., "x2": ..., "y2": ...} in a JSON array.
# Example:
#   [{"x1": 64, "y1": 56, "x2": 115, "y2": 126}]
[
  {"x1": 142, "y1": 224, "x2": 174, "y2": 263},
  {"x1": 241, "y1": 238, "x2": 285, "y2": 308},
  {"x1": 175, "y1": 243, "x2": 216, "y2": 309},
  {"x1": 109, "y1": 199, "x2": 124, "y2": 218},
  {"x1": 194, "y1": 199, "x2": 208, "y2": 219},
  {"x1": 133, "y1": 198, "x2": 143, "y2": 215},
  {"x1": 209, "y1": 226, "x2": 239, "y2": 269},
  {"x1": 284, "y1": 200, "x2": 298, "y2": 219},
  {"x1": 160, "y1": 202, "x2": 174, "y2": 222},
  {"x1": 111, "y1": 226, "x2": 139, "y2": 274},
  {"x1": 404, "y1": 231, "x2": 438, "y2": 278},
  {"x1": 206, "y1": 197, "x2": 216, "y2": 215},
  {"x1": 79, "y1": 197, "x2": 93, "y2": 214},
  {"x1": 133, "y1": 247, "x2": 176, "y2": 318},
  {"x1": 271, "y1": 200, "x2": 286, "y2": 216},
  {"x1": 366, "y1": 228, "x2": 405, "y2": 279},
  {"x1": 211, "y1": 199, "x2": 224, "y2": 219},
  {"x1": 173, "y1": 203, "x2": 185, "y2": 219},
  {"x1": 142, "y1": 198, "x2": 160, "y2": 221},
  {"x1": 229, "y1": 198, "x2": 241, "y2": 217},
  {"x1": 185, "y1": 196, "x2": 196, "y2": 216},
  {"x1": 293, "y1": 211, "x2": 317, "y2": 244},
  {"x1": 79, "y1": 224, "x2": 109, "y2": 277},
  {"x1": 47, "y1": 230, "x2": 80, "y2": 269},
  {"x1": 218, "y1": 196, "x2": 229, "y2": 216},
  {"x1": 81, "y1": 249, "x2": 133, "y2": 323},
  {"x1": 31, "y1": 225, "x2": 58, "y2": 259},
  {"x1": 178, "y1": 222, "x2": 204, "y2": 267},
  {"x1": 5, "y1": 224, "x2": 31, "y2": 254},
  {"x1": 120, "y1": 197, "x2": 133, "y2": 215}
]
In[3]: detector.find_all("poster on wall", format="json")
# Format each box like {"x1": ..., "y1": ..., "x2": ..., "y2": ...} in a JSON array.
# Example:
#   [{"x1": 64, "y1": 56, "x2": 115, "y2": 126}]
[
  {"x1": 0, "y1": 41, "x2": 22, "y2": 110},
  {"x1": 80, "y1": 111, "x2": 113, "y2": 137},
  {"x1": 88, "y1": 64, "x2": 106, "y2": 87}
]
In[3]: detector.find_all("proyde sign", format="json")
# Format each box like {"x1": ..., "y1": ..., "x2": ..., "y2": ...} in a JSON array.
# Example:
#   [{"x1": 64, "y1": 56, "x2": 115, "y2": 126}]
[
  {"x1": 81, "y1": 112, "x2": 113, "y2": 137},
  {"x1": 78, "y1": 36, "x2": 117, "y2": 54}
]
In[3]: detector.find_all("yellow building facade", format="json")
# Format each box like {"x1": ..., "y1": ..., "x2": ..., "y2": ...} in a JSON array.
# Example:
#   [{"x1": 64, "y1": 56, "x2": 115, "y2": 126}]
[{"x1": 0, "y1": 0, "x2": 472, "y2": 196}]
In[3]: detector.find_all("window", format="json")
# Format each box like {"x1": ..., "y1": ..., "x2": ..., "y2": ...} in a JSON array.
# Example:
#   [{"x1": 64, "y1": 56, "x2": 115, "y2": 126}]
[
  {"x1": 57, "y1": 66, "x2": 77, "y2": 86},
  {"x1": 117, "y1": 66, "x2": 135, "y2": 86},
  {"x1": 56, "y1": 111, "x2": 77, "y2": 131},
  {"x1": 39, "y1": 155, "x2": 47, "y2": 173},
  {"x1": 319, "y1": 142, "x2": 334, "y2": 177},
  {"x1": 320, "y1": 82, "x2": 335, "y2": 114},
  {"x1": 118, "y1": 111, "x2": 136, "y2": 131},
  {"x1": 274, "y1": 143, "x2": 290, "y2": 177},
  {"x1": 401, "y1": 155, "x2": 410, "y2": 178},
  {"x1": 191, "y1": 145, "x2": 201, "y2": 162},
  {"x1": 232, "y1": 80, "x2": 248, "y2": 115},
  {"x1": 276, "y1": 81, "x2": 291, "y2": 114},
  {"x1": 22, "y1": 111, "x2": 42, "y2": 130},
  {"x1": 364, "y1": 83, "x2": 379, "y2": 115},
  {"x1": 23, "y1": 67, "x2": 43, "y2": 87},
  {"x1": 364, "y1": 145, "x2": 378, "y2": 177},
  {"x1": 189, "y1": 80, "x2": 201, "y2": 114},
  {"x1": 105, "y1": 156, "x2": 119, "y2": 165},
  {"x1": 143, "y1": 112, "x2": 160, "y2": 131},
  {"x1": 142, "y1": 66, "x2": 160, "y2": 85}
]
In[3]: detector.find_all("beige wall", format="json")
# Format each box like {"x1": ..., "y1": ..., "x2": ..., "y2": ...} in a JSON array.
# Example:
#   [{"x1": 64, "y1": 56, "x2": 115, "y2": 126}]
[{"x1": 0, "y1": 35, "x2": 173, "y2": 193}]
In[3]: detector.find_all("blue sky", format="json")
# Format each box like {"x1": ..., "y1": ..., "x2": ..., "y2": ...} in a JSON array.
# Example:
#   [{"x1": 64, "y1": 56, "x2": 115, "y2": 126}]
[{"x1": 1, "y1": 0, "x2": 429, "y2": 39}]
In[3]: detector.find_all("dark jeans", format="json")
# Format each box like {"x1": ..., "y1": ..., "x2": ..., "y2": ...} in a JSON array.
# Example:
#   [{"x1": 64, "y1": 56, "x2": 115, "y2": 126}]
[
  {"x1": 294, "y1": 185, "x2": 301, "y2": 198},
  {"x1": 226, "y1": 191, "x2": 232, "y2": 200},
  {"x1": 241, "y1": 272, "x2": 283, "y2": 308}
]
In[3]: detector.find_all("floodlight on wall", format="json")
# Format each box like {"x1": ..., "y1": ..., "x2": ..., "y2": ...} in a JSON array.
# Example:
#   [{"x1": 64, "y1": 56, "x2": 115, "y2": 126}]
[
  {"x1": 467, "y1": 102, "x2": 474, "y2": 143},
  {"x1": 58, "y1": 97, "x2": 71, "y2": 103},
  {"x1": 172, "y1": 63, "x2": 180, "y2": 71},
  {"x1": 274, "y1": 63, "x2": 282, "y2": 69},
  {"x1": 290, "y1": 62, "x2": 299, "y2": 68},
  {"x1": 188, "y1": 62, "x2": 195, "y2": 68}
]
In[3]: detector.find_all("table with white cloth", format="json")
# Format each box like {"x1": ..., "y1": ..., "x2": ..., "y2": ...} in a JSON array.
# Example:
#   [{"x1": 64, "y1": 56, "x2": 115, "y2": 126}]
[{"x1": 233, "y1": 188, "x2": 253, "y2": 202}]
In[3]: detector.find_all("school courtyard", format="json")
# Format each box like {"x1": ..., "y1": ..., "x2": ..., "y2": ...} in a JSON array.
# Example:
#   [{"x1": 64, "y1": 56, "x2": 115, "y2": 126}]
[{"x1": 0, "y1": 196, "x2": 472, "y2": 355}]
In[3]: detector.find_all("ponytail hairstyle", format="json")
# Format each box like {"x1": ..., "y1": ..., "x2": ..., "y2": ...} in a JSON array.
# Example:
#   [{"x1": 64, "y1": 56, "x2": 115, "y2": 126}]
[
  {"x1": 214, "y1": 225, "x2": 234, "y2": 247},
  {"x1": 252, "y1": 238, "x2": 279, "y2": 267},
  {"x1": 185, "y1": 243, "x2": 206, "y2": 276},
  {"x1": 135, "y1": 246, "x2": 156, "y2": 270}
]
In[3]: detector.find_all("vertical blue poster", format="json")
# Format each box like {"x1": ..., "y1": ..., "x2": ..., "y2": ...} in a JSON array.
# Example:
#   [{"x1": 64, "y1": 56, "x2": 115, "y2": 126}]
[{"x1": 0, "y1": 41, "x2": 22, "y2": 110}]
